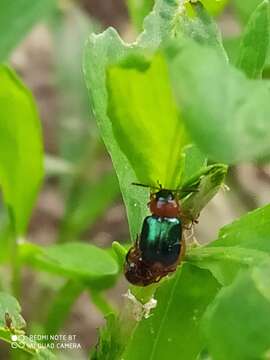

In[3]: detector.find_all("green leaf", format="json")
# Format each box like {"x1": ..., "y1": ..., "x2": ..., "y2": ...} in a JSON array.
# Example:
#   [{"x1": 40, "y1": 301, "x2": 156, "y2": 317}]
[
  {"x1": 167, "y1": 41, "x2": 270, "y2": 163},
  {"x1": 107, "y1": 52, "x2": 188, "y2": 190},
  {"x1": 83, "y1": 0, "x2": 180, "y2": 241},
  {"x1": 181, "y1": 164, "x2": 227, "y2": 220},
  {"x1": 212, "y1": 203, "x2": 270, "y2": 253},
  {"x1": 0, "y1": 292, "x2": 55, "y2": 359},
  {"x1": 0, "y1": 66, "x2": 44, "y2": 234},
  {"x1": 187, "y1": 246, "x2": 269, "y2": 286},
  {"x1": 92, "y1": 264, "x2": 220, "y2": 360},
  {"x1": 83, "y1": 0, "x2": 224, "y2": 239},
  {"x1": 236, "y1": 0, "x2": 270, "y2": 78},
  {"x1": 91, "y1": 313, "x2": 122, "y2": 360},
  {"x1": 122, "y1": 264, "x2": 220, "y2": 360},
  {"x1": 204, "y1": 262, "x2": 270, "y2": 360},
  {"x1": 89, "y1": 289, "x2": 116, "y2": 317},
  {"x1": 0, "y1": 292, "x2": 25, "y2": 331},
  {"x1": 20, "y1": 242, "x2": 119, "y2": 289},
  {"x1": 84, "y1": 28, "x2": 147, "y2": 240},
  {"x1": 138, "y1": 0, "x2": 179, "y2": 49},
  {"x1": 187, "y1": 204, "x2": 270, "y2": 285},
  {"x1": 0, "y1": 0, "x2": 55, "y2": 61}
]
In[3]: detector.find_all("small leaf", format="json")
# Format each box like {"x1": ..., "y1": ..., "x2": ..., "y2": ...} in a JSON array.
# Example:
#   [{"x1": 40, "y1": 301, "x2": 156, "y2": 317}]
[
  {"x1": 187, "y1": 246, "x2": 269, "y2": 286},
  {"x1": 20, "y1": 242, "x2": 119, "y2": 290},
  {"x1": 0, "y1": 292, "x2": 55, "y2": 359},
  {"x1": 0, "y1": 292, "x2": 25, "y2": 331},
  {"x1": 91, "y1": 313, "x2": 122, "y2": 360},
  {"x1": 204, "y1": 262, "x2": 270, "y2": 360},
  {"x1": 0, "y1": 66, "x2": 44, "y2": 234},
  {"x1": 236, "y1": 0, "x2": 270, "y2": 78},
  {"x1": 187, "y1": 203, "x2": 270, "y2": 286},
  {"x1": 112, "y1": 241, "x2": 128, "y2": 267},
  {"x1": 0, "y1": 0, "x2": 55, "y2": 61},
  {"x1": 122, "y1": 264, "x2": 220, "y2": 360},
  {"x1": 167, "y1": 41, "x2": 270, "y2": 163},
  {"x1": 181, "y1": 164, "x2": 227, "y2": 220}
]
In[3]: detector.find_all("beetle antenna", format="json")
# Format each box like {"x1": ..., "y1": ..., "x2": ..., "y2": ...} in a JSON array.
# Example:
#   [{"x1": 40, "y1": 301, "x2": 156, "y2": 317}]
[
  {"x1": 157, "y1": 180, "x2": 162, "y2": 189},
  {"x1": 131, "y1": 182, "x2": 150, "y2": 188},
  {"x1": 131, "y1": 182, "x2": 161, "y2": 190}
]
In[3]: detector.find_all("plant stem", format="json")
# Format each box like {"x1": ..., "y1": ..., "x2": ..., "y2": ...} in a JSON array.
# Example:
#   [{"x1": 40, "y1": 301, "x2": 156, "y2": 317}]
[
  {"x1": 11, "y1": 237, "x2": 21, "y2": 299},
  {"x1": 8, "y1": 208, "x2": 20, "y2": 299},
  {"x1": 89, "y1": 289, "x2": 116, "y2": 316}
]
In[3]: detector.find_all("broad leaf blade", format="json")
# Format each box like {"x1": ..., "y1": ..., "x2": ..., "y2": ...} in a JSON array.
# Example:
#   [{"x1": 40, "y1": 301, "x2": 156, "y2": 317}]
[
  {"x1": 236, "y1": 0, "x2": 270, "y2": 78},
  {"x1": 122, "y1": 264, "x2": 220, "y2": 360},
  {"x1": 0, "y1": 292, "x2": 25, "y2": 330},
  {"x1": 20, "y1": 242, "x2": 119, "y2": 289},
  {"x1": 212, "y1": 203, "x2": 270, "y2": 253},
  {"x1": 187, "y1": 203, "x2": 270, "y2": 286},
  {"x1": 83, "y1": 0, "x2": 181, "y2": 241},
  {"x1": 167, "y1": 41, "x2": 270, "y2": 163},
  {"x1": 187, "y1": 246, "x2": 269, "y2": 286},
  {"x1": 0, "y1": 66, "x2": 44, "y2": 234},
  {"x1": 204, "y1": 263, "x2": 270, "y2": 360},
  {"x1": 84, "y1": 28, "x2": 148, "y2": 241},
  {"x1": 83, "y1": 0, "x2": 220, "y2": 239},
  {"x1": 92, "y1": 264, "x2": 220, "y2": 360},
  {"x1": 107, "y1": 53, "x2": 188, "y2": 189}
]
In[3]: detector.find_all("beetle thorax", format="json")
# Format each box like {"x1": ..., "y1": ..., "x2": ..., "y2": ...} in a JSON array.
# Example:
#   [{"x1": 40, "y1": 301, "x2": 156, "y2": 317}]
[{"x1": 149, "y1": 190, "x2": 179, "y2": 217}]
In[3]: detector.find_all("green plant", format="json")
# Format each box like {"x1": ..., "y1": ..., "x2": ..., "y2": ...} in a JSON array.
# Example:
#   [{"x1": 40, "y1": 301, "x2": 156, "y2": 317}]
[
  {"x1": 0, "y1": 0, "x2": 270, "y2": 359},
  {"x1": 82, "y1": 0, "x2": 270, "y2": 359}
]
